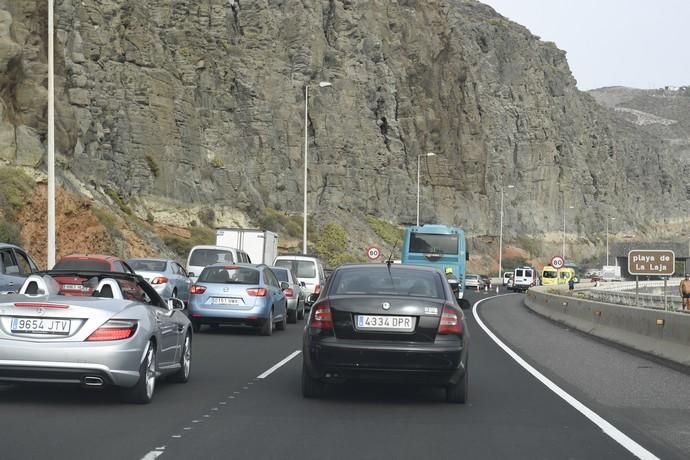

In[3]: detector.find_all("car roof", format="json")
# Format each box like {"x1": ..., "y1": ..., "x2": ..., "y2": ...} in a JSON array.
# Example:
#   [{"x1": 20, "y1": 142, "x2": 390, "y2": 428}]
[
  {"x1": 274, "y1": 254, "x2": 321, "y2": 262},
  {"x1": 335, "y1": 263, "x2": 442, "y2": 274},
  {"x1": 0, "y1": 243, "x2": 23, "y2": 250},
  {"x1": 58, "y1": 254, "x2": 121, "y2": 262},
  {"x1": 204, "y1": 263, "x2": 264, "y2": 269},
  {"x1": 128, "y1": 257, "x2": 169, "y2": 263},
  {"x1": 190, "y1": 245, "x2": 239, "y2": 251}
]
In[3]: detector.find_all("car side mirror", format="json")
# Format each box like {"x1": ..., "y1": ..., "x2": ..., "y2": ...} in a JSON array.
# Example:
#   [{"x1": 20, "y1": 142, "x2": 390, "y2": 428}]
[
  {"x1": 280, "y1": 281, "x2": 290, "y2": 290},
  {"x1": 188, "y1": 272, "x2": 195, "y2": 278},
  {"x1": 305, "y1": 293, "x2": 319, "y2": 307},
  {"x1": 167, "y1": 298, "x2": 185, "y2": 311},
  {"x1": 300, "y1": 281, "x2": 306, "y2": 287}
]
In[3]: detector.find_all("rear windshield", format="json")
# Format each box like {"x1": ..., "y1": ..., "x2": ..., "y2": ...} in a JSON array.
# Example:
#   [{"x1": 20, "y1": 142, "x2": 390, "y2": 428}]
[
  {"x1": 53, "y1": 259, "x2": 110, "y2": 271},
  {"x1": 332, "y1": 267, "x2": 444, "y2": 299},
  {"x1": 199, "y1": 267, "x2": 260, "y2": 284},
  {"x1": 515, "y1": 269, "x2": 532, "y2": 277},
  {"x1": 271, "y1": 268, "x2": 289, "y2": 282},
  {"x1": 408, "y1": 233, "x2": 458, "y2": 255},
  {"x1": 275, "y1": 260, "x2": 316, "y2": 278},
  {"x1": 466, "y1": 275, "x2": 479, "y2": 280},
  {"x1": 129, "y1": 260, "x2": 167, "y2": 272},
  {"x1": 190, "y1": 249, "x2": 234, "y2": 266}
]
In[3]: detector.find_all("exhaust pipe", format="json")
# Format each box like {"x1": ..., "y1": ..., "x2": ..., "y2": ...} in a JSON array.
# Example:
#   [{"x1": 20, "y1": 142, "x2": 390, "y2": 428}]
[{"x1": 83, "y1": 376, "x2": 104, "y2": 387}]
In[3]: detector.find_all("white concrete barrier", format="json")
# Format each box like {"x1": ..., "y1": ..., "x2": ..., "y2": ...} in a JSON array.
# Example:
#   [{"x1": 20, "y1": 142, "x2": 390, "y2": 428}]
[{"x1": 524, "y1": 286, "x2": 690, "y2": 368}]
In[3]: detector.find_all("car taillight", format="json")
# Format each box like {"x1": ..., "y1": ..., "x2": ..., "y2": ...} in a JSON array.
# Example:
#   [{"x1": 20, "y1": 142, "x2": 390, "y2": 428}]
[
  {"x1": 309, "y1": 301, "x2": 333, "y2": 330},
  {"x1": 438, "y1": 304, "x2": 463, "y2": 335},
  {"x1": 86, "y1": 320, "x2": 138, "y2": 341},
  {"x1": 247, "y1": 287, "x2": 268, "y2": 297},
  {"x1": 190, "y1": 285, "x2": 206, "y2": 295},
  {"x1": 283, "y1": 287, "x2": 294, "y2": 297},
  {"x1": 151, "y1": 277, "x2": 168, "y2": 285},
  {"x1": 314, "y1": 284, "x2": 321, "y2": 294}
]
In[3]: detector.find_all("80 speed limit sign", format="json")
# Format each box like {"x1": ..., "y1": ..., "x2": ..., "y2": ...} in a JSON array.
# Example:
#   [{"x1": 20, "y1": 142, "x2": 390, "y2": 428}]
[
  {"x1": 550, "y1": 256, "x2": 565, "y2": 269},
  {"x1": 366, "y1": 246, "x2": 382, "y2": 260}
]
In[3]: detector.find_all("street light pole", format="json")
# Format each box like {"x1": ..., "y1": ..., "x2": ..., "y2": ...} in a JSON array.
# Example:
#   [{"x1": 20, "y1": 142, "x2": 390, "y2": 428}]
[
  {"x1": 302, "y1": 81, "x2": 331, "y2": 255},
  {"x1": 498, "y1": 184, "x2": 515, "y2": 280},
  {"x1": 606, "y1": 217, "x2": 616, "y2": 266},
  {"x1": 47, "y1": 0, "x2": 56, "y2": 269},
  {"x1": 416, "y1": 152, "x2": 436, "y2": 226},
  {"x1": 562, "y1": 193, "x2": 574, "y2": 261}
]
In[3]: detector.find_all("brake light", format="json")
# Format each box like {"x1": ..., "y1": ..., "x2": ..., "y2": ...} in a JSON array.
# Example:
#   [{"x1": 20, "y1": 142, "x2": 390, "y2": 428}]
[
  {"x1": 283, "y1": 287, "x2": 294, "y2": 297},
  {"x1": 309, "y1": 302, "x2": 333, "y2": 330},
  {"x1": 14, "y1": 302, "x2": 69, "y2": 309},
  {"x1": 247, "y1": 287, "x2": 268, "y2": 297},
  {"x1": 86, "y1": 320, "x2": 138, "y2": 341},
  {"x1": 151, "y1": 277, "x2": 168, "y2": 285},
  {"x1": 190, "y1": 285, "x2": 206, "y2": 295},
  {"x1": 314, "y1": 284, "x2": 321, "y2": 294},
  {"x1": 438, "y1": 304, "x2": 463, "y2": 335}
]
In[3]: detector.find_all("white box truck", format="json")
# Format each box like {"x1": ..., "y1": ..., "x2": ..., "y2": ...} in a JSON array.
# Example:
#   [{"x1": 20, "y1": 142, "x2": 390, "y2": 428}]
[
  {"x1": 601, "y1": 265, "x2": 621, "y2": 281},
  {"x1": 215, "y1": 228, "x2": 278, "y2": 265}
]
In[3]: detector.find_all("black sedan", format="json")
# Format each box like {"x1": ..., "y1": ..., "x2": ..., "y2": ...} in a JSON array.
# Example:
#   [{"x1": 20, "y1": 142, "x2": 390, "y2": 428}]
[{"x1": 302, "y1": 263, "x2": 469, "y2": 403}]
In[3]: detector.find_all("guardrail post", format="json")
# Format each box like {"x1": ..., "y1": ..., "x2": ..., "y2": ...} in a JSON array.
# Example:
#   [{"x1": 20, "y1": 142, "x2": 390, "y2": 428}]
[
  {"x1": 635, "y1": 276, "x2": 639, "y2": 307},
  {"x1": 663, "y1": 277, "x2": 668, "y2": 311}
]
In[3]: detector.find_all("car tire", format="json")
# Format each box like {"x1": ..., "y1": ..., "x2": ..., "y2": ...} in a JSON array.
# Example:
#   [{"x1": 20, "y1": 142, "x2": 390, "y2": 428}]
[
  {"x1": 170, "y1": 333, "x2": 191, "y2": 383},
  {"x1": 302, "y1": 361, "x2": 325, "y2": 398},
  {"x1": 276, "y1": 308, "x2": 287, "y2": 331},
  {"x1": 121, "y1": 341, "x2": 157, "y2": 404},
  {"x1": 297, "y1": 300, "x2": 305, "y2": 321},
  {"x1": 191, "y1": 320, "x2": 201, "y2": 333},
  {"x1": 260, "y1": 310, "x2": 273, "y2": 336},
  {"x1": 287, "y1": 308, "x2": 297, "y2": 324},
  {"x1": 446, "y1": 363, "x2": 468, "y2": 404}
]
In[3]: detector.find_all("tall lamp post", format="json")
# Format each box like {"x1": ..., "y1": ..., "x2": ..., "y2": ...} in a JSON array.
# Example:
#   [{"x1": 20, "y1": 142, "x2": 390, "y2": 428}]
[
  {"x1": 416, "y1": 152, "x2": 436, "y2": 226},
  {"x1": 606, "y1": 217, "x2": 616, "y2": 266},
  {"x1": 47, "y1": 0, "x2": 56, "y2": 268},
  {"x1": 303, "y1": 81, "x2": 332, "y2": 254},
  {"x1": 497, "y1": 184, "x2": 515, "y2": 280},
  {"x1": 562, "y1": 192, "x2": 574, "y2": 260}
]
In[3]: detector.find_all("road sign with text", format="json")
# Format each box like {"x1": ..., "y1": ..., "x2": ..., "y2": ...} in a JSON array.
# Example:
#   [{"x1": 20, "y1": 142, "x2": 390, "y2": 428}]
[{"x1": 627, "y1": 250, "x2": 675, "y2": 276}]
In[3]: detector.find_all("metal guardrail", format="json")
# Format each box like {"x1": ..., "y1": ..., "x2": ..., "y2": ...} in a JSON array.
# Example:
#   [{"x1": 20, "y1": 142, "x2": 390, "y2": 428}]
[{"x1": 551, "y1": 280, "x2": 687, "y2": 312}]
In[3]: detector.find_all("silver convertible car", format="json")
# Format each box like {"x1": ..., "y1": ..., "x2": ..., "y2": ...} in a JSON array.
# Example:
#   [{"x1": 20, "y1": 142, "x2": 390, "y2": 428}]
[{"x1": 0, "y1": 270, "x2": 192, "y2": 403}]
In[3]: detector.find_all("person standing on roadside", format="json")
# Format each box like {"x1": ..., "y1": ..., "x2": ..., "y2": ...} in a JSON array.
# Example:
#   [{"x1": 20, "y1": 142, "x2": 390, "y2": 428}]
[{"x1": 679, "y1": 274, "x2": 690, "y2": 311}]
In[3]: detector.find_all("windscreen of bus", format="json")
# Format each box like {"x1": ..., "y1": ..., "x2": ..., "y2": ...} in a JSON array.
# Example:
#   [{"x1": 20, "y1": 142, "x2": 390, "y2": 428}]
[{"x1": 408, "y1": 233, "x2": 459, "y2": 255}]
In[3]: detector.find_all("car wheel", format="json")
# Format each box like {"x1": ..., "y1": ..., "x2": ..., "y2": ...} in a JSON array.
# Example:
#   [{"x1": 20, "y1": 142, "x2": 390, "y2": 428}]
[
  {"x1": 122, "y1": 341, "x2": 157, "y2": 404},
  {"x1": 276, "y1": 308, "x2": 287, "y2": 331},
  {"x1": 302, "y1": 361, "x2": 325, "y2": 398},
  {"x1": 446, "y1": 364, "x2": 468, "y2": 404},
  {"x1": 287, "y1": 307, "x2": 297, "y2": 324},
  {"x1": 192, "y1": 320, "x2": 201, "y2": 333},
  {"x1": 170, "y1": 333, "x2": 191, "y2": 383},
  {"x1": 260, "y1": 309, "x2": 273, "y2": 336},
  {"x1": 297, "y1": 300, "x2": 305, "y2": 321}
]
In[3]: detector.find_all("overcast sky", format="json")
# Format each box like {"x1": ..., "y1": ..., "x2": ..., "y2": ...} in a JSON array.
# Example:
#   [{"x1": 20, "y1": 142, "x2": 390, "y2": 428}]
[{"x1": 480, "y1": 0, "x2": 690, "y2": 90}]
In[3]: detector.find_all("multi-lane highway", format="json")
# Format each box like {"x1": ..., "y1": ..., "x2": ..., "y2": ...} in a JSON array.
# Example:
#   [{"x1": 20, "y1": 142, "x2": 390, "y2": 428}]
[{"x1": 1, "y1": 289, "x2": 689, "y2": 459}]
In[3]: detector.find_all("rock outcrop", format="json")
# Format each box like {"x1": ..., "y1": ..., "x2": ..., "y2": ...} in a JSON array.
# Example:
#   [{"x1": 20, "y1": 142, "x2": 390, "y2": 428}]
[{"x1": 0, "y1": 0, "x2": 688, "y2": 262}]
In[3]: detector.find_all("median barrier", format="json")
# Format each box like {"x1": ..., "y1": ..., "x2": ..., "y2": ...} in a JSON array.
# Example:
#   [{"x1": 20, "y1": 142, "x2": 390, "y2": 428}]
[{"x1": 524, "y1": 286, "x2": 690, "y2": 368}]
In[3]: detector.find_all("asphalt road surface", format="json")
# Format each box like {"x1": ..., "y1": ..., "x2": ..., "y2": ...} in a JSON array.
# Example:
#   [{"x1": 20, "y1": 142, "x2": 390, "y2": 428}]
[{"x1": 1, "y1": 289, "x2": 688, "y2": 460}]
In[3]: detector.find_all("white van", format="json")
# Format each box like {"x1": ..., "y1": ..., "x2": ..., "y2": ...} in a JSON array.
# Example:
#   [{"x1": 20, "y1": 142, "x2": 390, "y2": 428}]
[
  {"x1": 272, "y1": 254, "x2": 325, "y2": 299},
  {"x1": 511, "y1": 266, "x2": 536, "y2": 292},
  {"x1": 186, "y1": 245, "x2": 251, "y2": 282}
]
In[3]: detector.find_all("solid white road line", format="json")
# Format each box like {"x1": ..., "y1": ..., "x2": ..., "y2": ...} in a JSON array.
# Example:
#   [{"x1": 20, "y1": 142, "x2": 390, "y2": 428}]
[
  {"x1": 256, "y1": 350, "x2": 302, "y2": 379},
  {"x1": 472, "y1": 296, "x2": 659, "y2": 460},
  {"x1": 140, "y1": 449, "x2": 165, "y2": 460}
]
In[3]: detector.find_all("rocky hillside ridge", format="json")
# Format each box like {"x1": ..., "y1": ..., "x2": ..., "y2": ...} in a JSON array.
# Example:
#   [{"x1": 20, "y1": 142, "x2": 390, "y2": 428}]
[
  {"x1": 0, "y1": 0, "x2": 688, "y2": 270},
  {"x1": 589, "y1": 86, "x2": 690, "y2": 191}
]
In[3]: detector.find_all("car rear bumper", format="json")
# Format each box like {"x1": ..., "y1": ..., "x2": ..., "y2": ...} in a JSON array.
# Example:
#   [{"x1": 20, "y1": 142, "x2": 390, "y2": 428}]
[
  {"x1": 303, "y1": 336, "x2": 467, "y2": 385},
  {"x1": 188, "y1": 302, "x2": 270, "y2": 321},
  {"x1": 0, "y1": 339, "x2": 145, "y2": 387}
]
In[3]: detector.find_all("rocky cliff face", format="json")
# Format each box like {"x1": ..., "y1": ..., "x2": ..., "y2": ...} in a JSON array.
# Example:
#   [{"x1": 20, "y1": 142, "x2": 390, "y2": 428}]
[{"x1": 0, "y1": 0, "x2": 688, "y2": 264}]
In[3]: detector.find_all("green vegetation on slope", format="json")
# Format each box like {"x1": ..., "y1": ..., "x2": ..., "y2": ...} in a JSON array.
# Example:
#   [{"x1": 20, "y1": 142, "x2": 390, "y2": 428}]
[{"x1": 0, "y1": 167, "x2": 33, "y2": 245}]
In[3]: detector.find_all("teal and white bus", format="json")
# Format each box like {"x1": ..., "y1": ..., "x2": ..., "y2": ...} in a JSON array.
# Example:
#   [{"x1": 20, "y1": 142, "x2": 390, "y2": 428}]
[{"x1": 401, "y1": 224, "x2": 469, "y2": 308}]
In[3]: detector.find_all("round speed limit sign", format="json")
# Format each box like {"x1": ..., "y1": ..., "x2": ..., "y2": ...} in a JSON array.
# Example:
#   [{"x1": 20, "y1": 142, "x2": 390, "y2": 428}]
[
  {"x1": 366, "y1": 246, "x2": 382, "y2": 261},
  {"x1": 551, "y1": 256, "x2": 565, "y2": 269}
]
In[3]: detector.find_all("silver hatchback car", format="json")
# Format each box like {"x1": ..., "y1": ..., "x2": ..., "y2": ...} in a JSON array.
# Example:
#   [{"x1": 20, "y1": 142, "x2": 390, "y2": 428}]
[
  {"x1": 270, "y1": 266, "x2": 306, "y2": 323},
  {"x1": 128, "y1": 258, "x2": 192, "y2": 303}
]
